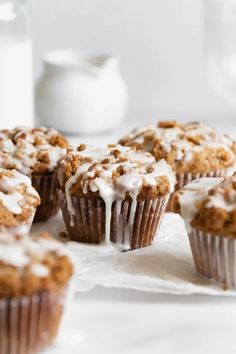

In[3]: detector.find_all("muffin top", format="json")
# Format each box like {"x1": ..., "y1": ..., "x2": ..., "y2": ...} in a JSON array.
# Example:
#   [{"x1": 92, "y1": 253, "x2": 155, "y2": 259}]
[
  {"x1": 119, "y1": 121, "x2": 236, "y2": 174},
  {"x1": 0, "y1": 232, "x2": 73, "y2": 298},
  {"x1": 0, "y1": 127, "x2": 69, "y2": 175},
  {"x1": 175, "y1": 176, "x2": 236, "y2": 237},
  {"x1": 58, "y1": 144, "x2": 176, "y2": 201},
  {"x1": 0, "y1": 169, "x2": 40, "y2": 230}
]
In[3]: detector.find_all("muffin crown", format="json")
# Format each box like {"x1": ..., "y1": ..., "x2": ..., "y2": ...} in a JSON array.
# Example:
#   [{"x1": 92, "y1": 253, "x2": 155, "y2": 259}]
[
  {"x1": 176, "y1": 175, "x2": 236, "y2": 237},
  {"x1": 58, "y1": 144, "x2": 176, "y2": 200},
  {"x1": 0, "y1": 169, "x2": 40, "y2": 229},
  {"x1": 119, "y1": 121, "x2": 236, "y2": 174},
  {"x1": 0, "y1": 127, "x2": 68, "y2": 175},
  {"x1": 0, "y1": 232, "x2": 73, "y2": 298}
]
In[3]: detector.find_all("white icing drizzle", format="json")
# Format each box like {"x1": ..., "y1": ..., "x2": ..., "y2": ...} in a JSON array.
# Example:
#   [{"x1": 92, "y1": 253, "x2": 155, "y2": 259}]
[
  {"x1": 206, "y1": 194, "x2": 236, "y2": 211},
  {"x1": 116, "y1": 199, "x2": 123, "y2": 245},
  {"x1": 121, "y1": 122, "x2": 236, "y2": 165},
  {"x1": 0, "y1": 127, "x2": 67, "y2": 175},
  {"x1": 59, "y1": 144, "x2": 176, "y2": 246},
  {"x1": 206, "y1": 179, "x2": 236, "y2": 211},
  {"x1": 65, "y1": 162, "x2": 91, "y2": 227},
  {"x1": 0, "y1": 232, "x2": 72, "y2": 271},
  {"x1": 31, "y1": 263, "x2": 49, "y2": 277},
  {"x1": 0, "y1": 169, "x2": 40, "y2": 216},
  {"x1": 0, "y1": 191, "x2": 23, "y2": 214},
  {"x1": 0, "y1": 243, "x2": 29, "y2": 267}
]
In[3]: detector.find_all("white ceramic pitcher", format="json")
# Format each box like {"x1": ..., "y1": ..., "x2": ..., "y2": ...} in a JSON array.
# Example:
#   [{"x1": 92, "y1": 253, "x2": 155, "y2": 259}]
[{"x1": 35, "y1": 50, "x2": 129, "y2": 134}]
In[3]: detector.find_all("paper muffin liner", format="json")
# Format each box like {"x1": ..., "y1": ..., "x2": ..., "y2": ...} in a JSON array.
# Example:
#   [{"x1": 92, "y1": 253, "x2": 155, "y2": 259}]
[
  {"x1": 59, "y1": 192, "x2": 169, "y2": 250},
  {"x1": 188, "y1": 228, "x2": 236, "y2": 290},
  {"x1": 32, "y1": 172, "x2": 60, "y2": 223},
  {"x1": 167, "y1": 168, "x2": 231, "y2": 212},
  {"x1": 0, "y1": 290, "x2": 67, "y2": 354}
]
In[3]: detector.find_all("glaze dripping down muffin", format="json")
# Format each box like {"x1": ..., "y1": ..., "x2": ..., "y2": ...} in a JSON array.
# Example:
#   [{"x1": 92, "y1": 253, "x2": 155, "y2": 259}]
[{"x1": 57, "y1": 144, "x2": 175, "y2": 249}]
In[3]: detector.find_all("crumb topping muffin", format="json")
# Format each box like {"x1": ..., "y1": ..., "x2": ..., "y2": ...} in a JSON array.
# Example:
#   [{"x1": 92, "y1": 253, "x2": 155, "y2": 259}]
[
  {"x1": 119, "y1": 121, "x2": 236, "y2": 174},
  {"x1": 0, "y1": 127, "x2": 68, "y2": 175},
  {"x1": 0, "y1": 169, "x2": 40, "y2": 231},
  {"x1": 58, "y1": 144, "x2": 176, "y2": 201},
  {"x1": 0, "y1": 232, "x2": 73, "y2": 298},
  {"x1": 175, "y1": 176, "x2": 236, "y2": 237},
  {"x1": 0, "y1": 127, "x2": 69, "y2": 222},
  {"x1": 57, "y1": 144, "x2": 176, "y2": 248}
]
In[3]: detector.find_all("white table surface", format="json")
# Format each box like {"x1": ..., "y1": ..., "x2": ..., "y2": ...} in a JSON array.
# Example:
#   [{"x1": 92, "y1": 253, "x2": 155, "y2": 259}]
[
  {"x1": 55, "y1": 288, "x2": 236, "y2": 354},
  {"x1": 54, "y1": 120, "x2": 236, "y2": 354}
]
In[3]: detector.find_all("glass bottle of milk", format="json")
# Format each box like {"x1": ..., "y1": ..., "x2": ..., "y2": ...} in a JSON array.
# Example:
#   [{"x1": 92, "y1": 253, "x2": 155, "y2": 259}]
[{"x1": 0, "y1": 0, "x2": 33, "y2": 128}]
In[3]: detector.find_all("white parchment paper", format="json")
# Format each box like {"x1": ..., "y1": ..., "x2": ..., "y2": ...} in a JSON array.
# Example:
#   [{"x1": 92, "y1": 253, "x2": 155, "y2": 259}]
[{"x1": 31, "y1": 212, "x2": 236, "y2": 296}]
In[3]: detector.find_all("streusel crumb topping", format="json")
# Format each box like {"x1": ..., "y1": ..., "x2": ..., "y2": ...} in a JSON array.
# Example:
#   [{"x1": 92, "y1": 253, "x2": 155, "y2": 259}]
[
  {"x1": 0, "y1": 169, "x2": 40, "y2": 229},
  {"x1": 0, "y1": 232, "x2": 73, "y2": 297},
  {"x1": 57, "y1": 144, "x2": 176, "y2": 200},
  {"x1": 175, "y1": 176, "x2": 236, "y2": 237},
  {"x1": 119, "y1": 121, "x2": 236, "y2": 174},
  {"x1": 0, "y1": 127, "x2": 68, "y2": 175}
]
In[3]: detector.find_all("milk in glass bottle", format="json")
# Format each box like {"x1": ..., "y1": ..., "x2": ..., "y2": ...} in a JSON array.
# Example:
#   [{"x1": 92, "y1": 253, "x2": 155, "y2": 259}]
[{"x1": 0, "y1": 0, "x2": 33, "y2": 128}]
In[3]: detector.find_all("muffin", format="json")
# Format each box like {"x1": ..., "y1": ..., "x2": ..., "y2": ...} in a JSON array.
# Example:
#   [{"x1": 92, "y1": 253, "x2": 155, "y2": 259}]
[
  {"x1": 0, "y1": 231, "x2": 73, "y2": 354},
  {"x1": 119, "y1": 120, "x2": 236, "y2": 210},
  {"x1": 57, "y1": 144, "x2": 176, "y2": 250},
  {"x1": 0, "y1": 169, "x2": 40, "y2": 234},
  {"x1": 0, "y1": 127, "x2": 69, "y2": 222},
  {"x1": 174, "y1": 175, "x2": 236, "y2": 289}
]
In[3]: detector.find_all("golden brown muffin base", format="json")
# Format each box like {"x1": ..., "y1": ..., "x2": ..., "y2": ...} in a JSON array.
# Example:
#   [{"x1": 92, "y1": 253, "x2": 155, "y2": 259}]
[
  {"x1": 59, "y1": 191, "x2": 169, "y2": 250},
  {"x1": 189, "y1": 228, "x2": 236, "y2": 290},
  {"x1": 0, "y1": 290, "x2": 66, "y2": 354},
  {"x1": 32, "y1": 172, "x2": 60, "y2": 223}
]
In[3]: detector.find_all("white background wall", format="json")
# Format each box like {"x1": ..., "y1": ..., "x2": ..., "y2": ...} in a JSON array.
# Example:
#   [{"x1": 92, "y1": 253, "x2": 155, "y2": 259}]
[{"x1": 30, "y1": 0, "x2": 236, "y2": 124}]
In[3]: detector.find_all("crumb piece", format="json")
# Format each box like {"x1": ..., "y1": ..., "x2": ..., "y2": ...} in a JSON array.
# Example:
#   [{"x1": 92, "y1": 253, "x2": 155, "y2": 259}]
[{"x1": 59, "y1": 231, "x2": 68, "y2": 240}]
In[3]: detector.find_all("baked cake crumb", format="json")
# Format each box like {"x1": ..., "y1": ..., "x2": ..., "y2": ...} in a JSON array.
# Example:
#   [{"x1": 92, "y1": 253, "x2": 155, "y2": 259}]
[{"x1": 59, "y1": 231, "x2": 68, "y2": 240}]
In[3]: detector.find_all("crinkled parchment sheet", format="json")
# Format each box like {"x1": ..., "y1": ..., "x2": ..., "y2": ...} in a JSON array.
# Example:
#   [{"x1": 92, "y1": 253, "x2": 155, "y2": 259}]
[{"x1": 31, "y1": 212, "x2": 236, "y2": 296}]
